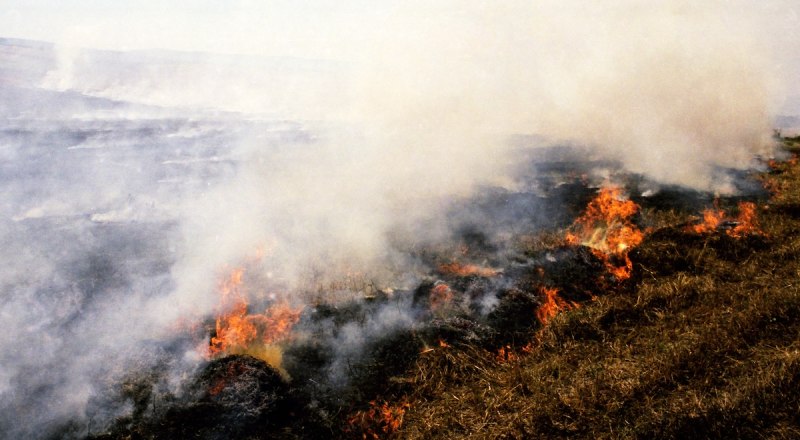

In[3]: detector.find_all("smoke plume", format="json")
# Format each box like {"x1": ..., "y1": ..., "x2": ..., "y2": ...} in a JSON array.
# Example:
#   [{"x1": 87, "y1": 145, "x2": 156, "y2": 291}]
[{"x1": 0, "y1": 1, "x2": 795, "y2": 437}]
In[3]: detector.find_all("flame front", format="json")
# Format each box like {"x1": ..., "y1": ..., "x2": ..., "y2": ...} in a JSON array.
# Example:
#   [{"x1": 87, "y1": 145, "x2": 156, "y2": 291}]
[
  {"x1": 535, "y1": 286, "x2": 579, "y2": 325},
  {"x1": 207, "y1": 267, "x2": 302, "y2": 365},
  {"x1": 689, "y1": 201, "x2": 761, "y2": 237},
  {"x1": 209, "y1": 268, "x2": 254, "y2": 356},
  {"x1": 566, "y1": 187, "x2": 644, "y2": 281},
  {"x1": 692, "y1": 207, "x2": 725, "y2": 234},
  {"x1": 729, "y1": 202, "x2": 760, "y2": 237}
]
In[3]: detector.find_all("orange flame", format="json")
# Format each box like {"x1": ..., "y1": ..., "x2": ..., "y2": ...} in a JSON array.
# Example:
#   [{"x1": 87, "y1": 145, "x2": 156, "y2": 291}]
[
  {"x1": 521, "y1": 342, "x2": 534, "y2": 354},
  {"x1": 566, "y1": 187, "x2": 644, "y2": 281},
  {"x1": 346, "y1": 400, "x2": 411, "y2": 439},
  {"x1": 420, "y1": 339, "x2": 450, "y2": 354},
  {"x1": 429, "y1": 283, "x2": 454, "y2": 311},
  {"x1": 691, "y1": 202, "x2": 725, "y2": 234},
  {"x1": 207, "y1": 267, "x2": 302, "y2": 358},
  {"x1": 495, "y1": 345, "x2": 519, "y2": 363},
  {"x1": 729, "y1": 202, "x2": 760, "y2": 237},
  {"x1": 535, "y1": 286, "x2": 579, "y2": 325},
  {"x1": 438, "y1": 262, "x2": 499, "y2": 277},
  {"x1": 689, "y1": 201, "x2": 761, "y2": 237}
]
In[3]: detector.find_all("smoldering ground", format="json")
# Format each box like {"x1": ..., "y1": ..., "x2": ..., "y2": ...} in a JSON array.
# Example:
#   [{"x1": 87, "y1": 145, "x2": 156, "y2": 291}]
[{"x1": 0, "y1": 1, "x2": 796, "y2": 438}]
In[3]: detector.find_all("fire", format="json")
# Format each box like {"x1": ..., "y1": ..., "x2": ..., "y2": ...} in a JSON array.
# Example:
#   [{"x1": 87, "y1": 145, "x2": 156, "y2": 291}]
[
  {"x1": 420, "y1": 339, "x2": 450, "y2": 354},
  {"x1": 429, "y1": 282, "x2": 454, "y2": 311},
  {"x1": 495, "y1": 345, "x2": 519, "y2": 363},
  {"x1": 521, "y1": 342, "x2": 534, "y2": 354},
  {"x1": 689, "y1": 201, "x2": 761, "y2": 237},
  {"x1": 535, "y1": 286, "x2": 579, "y2": 325},
  {"x1": 208, "y1": 268, "x2": 253, "y2": 356},
  {"x1": 691, "y1": 207, "x2": 725, "y2": 234},
  {"x1": 729, "y1": 202, "x2": 760, "y2": 237},
  {"x1": 566, "y1": 187, "x2": 644, "y2": 281},
  {"x1": 437, "y1": 262, "x2": 499, "y2": 277},
  {"x1": 206, "y1": 267, "x2": 303, "y2": 366},
  {"x1": 346, "y1": 400, "x2": 411, "y2": 439}
]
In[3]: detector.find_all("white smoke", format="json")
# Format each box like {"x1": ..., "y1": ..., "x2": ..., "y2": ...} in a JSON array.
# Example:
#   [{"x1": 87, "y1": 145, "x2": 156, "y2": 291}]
[
  {"x1": 168, "y1": 1, "x2": 789, "y2": 305},
  {"x1": 0, "y1": 1, "x2": 797, "y2": 437}
]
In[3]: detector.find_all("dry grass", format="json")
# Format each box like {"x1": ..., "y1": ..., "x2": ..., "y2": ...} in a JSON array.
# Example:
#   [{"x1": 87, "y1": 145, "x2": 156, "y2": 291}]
[{"x1": 390, "y1": 141, "x2": 800, "y2": 439}]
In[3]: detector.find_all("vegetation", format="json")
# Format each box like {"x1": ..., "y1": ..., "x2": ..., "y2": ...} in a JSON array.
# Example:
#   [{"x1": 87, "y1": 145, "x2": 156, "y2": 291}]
[
  {"x1": 383, "y1": 139, "x2": 800, "y2": 439},
  {"x1": 92, "y1": 139, "x2": 800, "y2": 439}
]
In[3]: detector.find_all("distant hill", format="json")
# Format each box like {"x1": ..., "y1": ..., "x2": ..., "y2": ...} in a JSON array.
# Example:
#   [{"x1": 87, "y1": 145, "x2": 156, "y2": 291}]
[
  {"x1": 0, "y1": 37, "x2": 55, "y2": 88},
  {"x1": 0, "y1": 36, "x2": 347, "y2": 118}
]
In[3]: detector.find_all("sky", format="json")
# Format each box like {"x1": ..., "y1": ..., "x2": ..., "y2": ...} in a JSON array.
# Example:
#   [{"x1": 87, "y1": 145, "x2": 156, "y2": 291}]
[
  {"x1": 2, "y1": 1, "x2": 800, "y2": 112},
  {"x1": 1, "y1": 1, "x2": 398, "y2": 59},
  {"x1": 2, "y1": 1, "x2": 798, "y2": 59}
]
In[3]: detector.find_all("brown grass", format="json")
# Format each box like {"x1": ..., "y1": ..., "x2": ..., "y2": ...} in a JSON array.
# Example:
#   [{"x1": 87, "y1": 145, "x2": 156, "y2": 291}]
[{"x1": 390, "y1": 140, "x2": 800, "y2": 439}]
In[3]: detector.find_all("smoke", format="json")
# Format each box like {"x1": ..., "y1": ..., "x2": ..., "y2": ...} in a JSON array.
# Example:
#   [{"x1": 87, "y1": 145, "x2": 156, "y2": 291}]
[
  {"x1": 0, "y1": 1, "x2": 797, "y2": 437},
  {"x1": 170, "y1": 0, "x2": 789, "y2": 298},
  {"x1": 526, "y1": 2, "x2": 781, "y2": 192}
]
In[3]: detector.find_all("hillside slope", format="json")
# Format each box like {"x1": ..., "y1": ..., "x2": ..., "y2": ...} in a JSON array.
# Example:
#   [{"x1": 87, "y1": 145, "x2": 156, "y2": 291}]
[{"x1": 393, "y1": 139, "x2": 800, "y2": 439}]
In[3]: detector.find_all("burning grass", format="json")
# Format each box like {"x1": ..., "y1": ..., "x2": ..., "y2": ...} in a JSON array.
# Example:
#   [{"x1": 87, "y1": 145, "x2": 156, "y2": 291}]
[
  {"x1": 565, "y1": 186, "x2": 645, "y2": 281},
  {"x1": 394, "y1": 138, "x2": 800, "y2": 439},
  {"x1": 93, "y1": 138, "x2": 800, "y2": 439},
  {"x1": 687, "y1": 200, "x2": 763, "y2": 237},
  {"x1": 345, "y1": 400, "x2": 412, "y2": 439},
  {"x1": 204, "y1": 267, "x2": 303, "y2": 375}
]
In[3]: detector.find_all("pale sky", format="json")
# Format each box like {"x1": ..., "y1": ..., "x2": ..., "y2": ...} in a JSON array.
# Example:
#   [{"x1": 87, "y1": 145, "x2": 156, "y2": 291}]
[
  {"x1": 1, "y1": 1, "x2": 404, "y2": 59},
  {"x1": 2, "y1": 1, "x2": 796, "y2": 59},
  {"x1": 2, "y1": 1, "x2": 800, "y2": 106}
]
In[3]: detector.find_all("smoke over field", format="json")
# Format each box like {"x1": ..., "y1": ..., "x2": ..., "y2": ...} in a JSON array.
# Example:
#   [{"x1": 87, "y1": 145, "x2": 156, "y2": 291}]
[{"x1": 0, "y1": 1, "x2": 797, "y2": 438}]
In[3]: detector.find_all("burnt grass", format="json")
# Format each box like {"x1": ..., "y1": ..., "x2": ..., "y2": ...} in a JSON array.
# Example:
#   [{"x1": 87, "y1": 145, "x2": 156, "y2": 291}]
[
  {"x1": 92, "y1": 139, "x2": 800, "y2": 439},
  {"x1": 395, "y1": 139, "x2": 800, "y2": 439}
]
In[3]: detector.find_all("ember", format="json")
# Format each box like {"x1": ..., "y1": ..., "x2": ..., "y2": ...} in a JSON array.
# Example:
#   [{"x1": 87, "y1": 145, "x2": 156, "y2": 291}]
[
  {"x1": 346, "y1": 400, "x2": 411, "y2": 439},
  {"x1": 495, "y1": 345, "x2": 519, "y2": 363},
  {"x1": 438, "y1": 261, "x2": 499, "y2": 277},
  {"x1": 421, "y1": 338, "x2": 451, "y2": 354}
]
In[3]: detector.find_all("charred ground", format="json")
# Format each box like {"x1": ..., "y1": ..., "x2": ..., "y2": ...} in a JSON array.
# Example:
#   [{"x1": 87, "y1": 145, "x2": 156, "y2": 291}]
[
  {"x1": 394, "y1": 137, "x2": 800, "y2": 439},
  {"x1": 87, "y1": 138, "x2": 800, "y2": 440}
]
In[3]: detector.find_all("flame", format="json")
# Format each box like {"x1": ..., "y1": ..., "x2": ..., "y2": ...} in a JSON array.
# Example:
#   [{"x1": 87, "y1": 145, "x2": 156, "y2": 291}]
[
  {"x1": 535, "y1": 286, "x2": 579, "y2": 325},
  {"x1": 729, "y1": 202, "x2": 760, "y2": 237},
  {"x1": 208, "y1": 268, "x2": 253, "y2": 356},
  {"x1": 206, "y1": 267, "x2": 303, "y2": 367},
  {"x1": 689, "y1": 201, "x2": 761, "y2": 237},
  {"x1": 495, "y1": 345, "x2": 519, "y2": 363},
  {"x1": 429, "y1": 283, "x2": 454, "y2": 311},
  {"x1": 420, "y1": 339, "x2": 450, "y2": 354},
  {"x1": 691, "y1": 200, "x2": 725, "y2": 234},
  {"x1": 346, "y1": 400, "x2": 411, "y2": 439},
  {"x1": 566, "y1": 187, "x2": 644, "y2": 281},
  {"x1": 438, "y1": 262, "x2": 499, "y2": 277}
]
